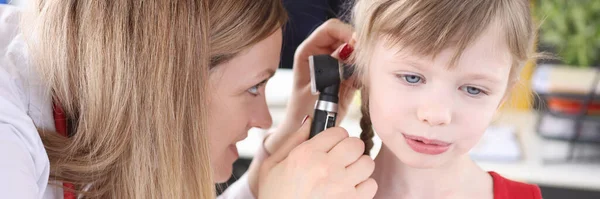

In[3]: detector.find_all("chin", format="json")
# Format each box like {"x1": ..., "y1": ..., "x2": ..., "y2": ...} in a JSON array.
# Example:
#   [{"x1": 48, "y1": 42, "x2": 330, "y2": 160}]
[
  {"x1": 401, "y1": 154, "x2": 447, "y2": 169},
  {"x1": 391, "y1": 145, "x2": 452, "y2": 169},
  {"x1": 213, "y1": 164, "x2": 233, "y2": 183}
]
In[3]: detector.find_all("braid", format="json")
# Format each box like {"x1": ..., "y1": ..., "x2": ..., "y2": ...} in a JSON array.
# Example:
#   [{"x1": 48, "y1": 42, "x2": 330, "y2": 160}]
[{"x1": 359, "y1": 89, "x2": 375, "y2": 155}]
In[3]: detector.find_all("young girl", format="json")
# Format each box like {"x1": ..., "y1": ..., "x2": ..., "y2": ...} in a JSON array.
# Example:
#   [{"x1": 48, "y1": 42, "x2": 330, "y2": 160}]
[{"x1": 351, "y1": 0, "x2": 542, "y2": 198}]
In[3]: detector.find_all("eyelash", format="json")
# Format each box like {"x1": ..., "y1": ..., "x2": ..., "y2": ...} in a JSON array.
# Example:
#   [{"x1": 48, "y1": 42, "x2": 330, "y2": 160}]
[
  {"x1": 395, "y1": 74, "x2": 488, "y2": 96},
  {"x1": 460, "y1": 85, "x2": 488, "y2": 96},
  {"x1": 396, "y1": 74, "x2": 425, "y2": 85},
  {"x1": 248, "y1": 80, "x2": 267, "y2": 96}
]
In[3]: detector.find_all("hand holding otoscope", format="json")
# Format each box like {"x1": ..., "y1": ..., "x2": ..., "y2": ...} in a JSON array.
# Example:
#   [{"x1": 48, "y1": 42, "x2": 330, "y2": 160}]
[
  {"x1": 252, "y1": 20, "x2": 376, "y2": 199},
  {"x1": 308, "y1": 53, "x2": 356, "y2": 138},
  {"x1": 261, "y1": 47, "x2": 378, "y2": 199}
]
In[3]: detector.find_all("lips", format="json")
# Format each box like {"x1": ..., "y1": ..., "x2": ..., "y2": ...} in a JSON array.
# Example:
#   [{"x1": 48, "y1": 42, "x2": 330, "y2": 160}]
[
  {"x1": 229, "y1": 131, "x2": 249, "y2": 157},
  {"x1": 403, "y1": 134, "x2": 451, "y2": 146},
  {"x1": 402, "y1": 134, "x2": 451, "y2": 155}
]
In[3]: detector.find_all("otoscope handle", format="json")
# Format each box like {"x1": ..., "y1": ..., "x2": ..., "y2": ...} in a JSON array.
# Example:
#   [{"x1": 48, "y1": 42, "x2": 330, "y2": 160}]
[{"x1": 309, "y1": 108, "x2": 337, "y2": 138}]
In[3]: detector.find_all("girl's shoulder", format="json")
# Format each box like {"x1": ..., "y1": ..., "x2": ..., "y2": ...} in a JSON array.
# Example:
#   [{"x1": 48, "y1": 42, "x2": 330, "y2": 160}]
[{"x1": 489, "y1": 171, "x2": 542, "y2": 199}]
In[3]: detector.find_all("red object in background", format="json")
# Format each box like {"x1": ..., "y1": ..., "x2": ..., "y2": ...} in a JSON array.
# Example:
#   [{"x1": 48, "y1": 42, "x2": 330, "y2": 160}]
[
  {"x1": 52, "y1": 103, "x2": 76, "y2": 199},
  {"x1": 547, "y1": 98, "x2": 600, "y2": 115}
]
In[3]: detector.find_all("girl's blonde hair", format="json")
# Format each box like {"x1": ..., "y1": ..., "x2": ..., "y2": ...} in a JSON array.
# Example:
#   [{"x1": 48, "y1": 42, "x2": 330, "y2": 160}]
[
  {"x1": 23, "y1": 0, "x2": 214, "y2": 198},
  {"x1": 352, "y1": 0, "x2": 537, "y2": 155}
]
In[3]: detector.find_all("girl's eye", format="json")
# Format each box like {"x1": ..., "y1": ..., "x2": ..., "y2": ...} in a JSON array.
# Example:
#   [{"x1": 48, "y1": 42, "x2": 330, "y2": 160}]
[
  {"x1": 461, "y1": 86, "x2": 484, "y2": 96},
  {"x1": 397, "y1": 74, "x2": 423, "y2": 84}
]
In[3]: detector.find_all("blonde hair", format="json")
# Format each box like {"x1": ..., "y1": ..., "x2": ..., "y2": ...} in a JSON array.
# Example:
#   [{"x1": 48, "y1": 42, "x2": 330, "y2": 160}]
[
  {"x1": 22, "y1": 0, "x2": 214, "y2": 198},
  {"x1": 352, "y1": 0, "x2": 537, "y2": 155},
  {"x1": 209, "y1": 0, "x2": 288, "y2": 67}
]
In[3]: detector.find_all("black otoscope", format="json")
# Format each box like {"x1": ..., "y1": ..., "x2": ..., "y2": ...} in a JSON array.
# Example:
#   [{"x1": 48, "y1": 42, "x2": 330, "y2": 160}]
[{"x1": 308, "y1": 54, "x2": 353, "y2": 138}]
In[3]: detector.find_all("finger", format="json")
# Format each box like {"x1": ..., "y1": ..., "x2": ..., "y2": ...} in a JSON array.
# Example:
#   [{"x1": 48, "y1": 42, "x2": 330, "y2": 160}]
[
  {"x1": 345, "y1": 155, "x2": 375, "y2": 185},
  {"x1": 355, "y1": 178, "x2": 378, "y2": 199},
  {"x1": 306, "y1": 19, "x2": 353, "y2": 49},
  {"x1": 266, "y1": 117, "x2": 312, "y2": 164},
  {"x1": 349, "y1": 33, "x2": 357, "y2": 46},
  {"x1": 328, "y1": 137, "x2": 365, "y2": 167},
  {"x1": 329, "y1": 42, "x2": 347, "y2": 57},
  {"x1": 305, "y1": 127, "x2": 349, "y2": 152}
]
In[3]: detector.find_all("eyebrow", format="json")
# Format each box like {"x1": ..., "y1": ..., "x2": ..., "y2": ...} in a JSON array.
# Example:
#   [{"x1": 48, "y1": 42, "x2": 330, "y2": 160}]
[
  {"x1": 464, "y1": 73, "x2": 501, "y2": 84},
  {"x1": 256, "y1": 68, "x2": 276, "y2": 81},
  {"x1": 400, "y1": 59, "x2": 429, "y2": 71},
  {"x1": 405, "y1": 60, "x2": 424, "y2": 68}
]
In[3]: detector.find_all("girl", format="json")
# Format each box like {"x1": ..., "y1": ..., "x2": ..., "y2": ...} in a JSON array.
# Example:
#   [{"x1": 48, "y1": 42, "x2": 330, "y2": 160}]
[{"x1": 351, "y1": 0, "x2": 542, "y2": 198}]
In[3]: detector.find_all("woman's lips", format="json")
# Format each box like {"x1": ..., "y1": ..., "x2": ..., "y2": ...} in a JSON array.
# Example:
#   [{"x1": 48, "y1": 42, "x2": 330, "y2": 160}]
[
  {"x1": 228, "y1": 133, "x2": 247, "y2": 160},
  {"x1": 402, "y1": 133, "x2": 451, "y2": 155}
]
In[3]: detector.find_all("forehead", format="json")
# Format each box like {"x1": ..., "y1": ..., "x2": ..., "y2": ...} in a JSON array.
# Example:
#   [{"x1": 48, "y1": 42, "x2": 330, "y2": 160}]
[
  {"x1": 374, "y1": 21, "x2": 512, "y2": 71},
  {"x1": 210, "y1": 30, "x2": 282, "y2": 81}
]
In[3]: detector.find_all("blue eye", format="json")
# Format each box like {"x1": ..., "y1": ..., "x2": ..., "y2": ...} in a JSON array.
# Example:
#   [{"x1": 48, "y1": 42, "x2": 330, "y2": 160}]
[
  {"x1": 402, "y1": 75, "x2": 422, "y2": 84},
  {"x1": 462, "y1": 86, "x2": 483, "y2": 95},
  {"x1": 248, "y1": 85, "x2": 259, "y2": 96},
  {"x1": 248, "y1": 80, "x2": 267, "y2": 96}
]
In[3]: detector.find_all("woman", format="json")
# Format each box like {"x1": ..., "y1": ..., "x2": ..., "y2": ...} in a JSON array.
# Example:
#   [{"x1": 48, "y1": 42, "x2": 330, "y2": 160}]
[{"x1": 0, "y1": 0, "x2": 376, "y2": 198}]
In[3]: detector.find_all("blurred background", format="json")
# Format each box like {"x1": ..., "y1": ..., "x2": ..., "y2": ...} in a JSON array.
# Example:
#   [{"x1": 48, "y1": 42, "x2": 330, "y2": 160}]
[{"x1": 3, "y1": 0, "x2": 599, "y2": 198}]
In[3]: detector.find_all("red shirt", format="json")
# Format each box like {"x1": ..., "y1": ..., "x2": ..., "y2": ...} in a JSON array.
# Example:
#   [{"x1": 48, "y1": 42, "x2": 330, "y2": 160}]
[{"x1": 490, "y1": 171, "x2": 542, "y2": 199}]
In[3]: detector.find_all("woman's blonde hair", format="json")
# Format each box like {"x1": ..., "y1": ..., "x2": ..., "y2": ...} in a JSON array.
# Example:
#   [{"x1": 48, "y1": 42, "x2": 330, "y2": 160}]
[
  {"x1": 22, "y1": 0, "x2": 214, "y2": 198},
  {"x1": 352, "y1": 0, "x2": 537, "y2": 155},
  {"x1": 209, "y1": 0, "x2": 288, "y2": 68}
]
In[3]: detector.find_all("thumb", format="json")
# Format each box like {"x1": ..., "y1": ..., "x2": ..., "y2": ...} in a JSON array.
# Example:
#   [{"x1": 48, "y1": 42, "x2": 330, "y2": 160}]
[{"x1": 266, "y1": 116, "x2": 312, "y2": 165}]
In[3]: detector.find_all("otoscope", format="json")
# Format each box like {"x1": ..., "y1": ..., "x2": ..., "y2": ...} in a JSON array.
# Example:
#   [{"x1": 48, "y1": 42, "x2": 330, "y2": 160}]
[{"x1": 308, "y1": 54, "x2": 353, "y2": 138}]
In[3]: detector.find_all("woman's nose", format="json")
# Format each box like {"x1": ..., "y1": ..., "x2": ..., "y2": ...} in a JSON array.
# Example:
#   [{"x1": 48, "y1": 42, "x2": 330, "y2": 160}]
[{"x1": 251, "y1": 101, "x2": 273, "y2": 129}]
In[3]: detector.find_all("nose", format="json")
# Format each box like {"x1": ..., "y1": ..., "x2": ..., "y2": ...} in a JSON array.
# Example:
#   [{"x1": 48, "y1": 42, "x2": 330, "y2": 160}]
[
  {"x1": 250, "y1": 99, "x2": 273, "y2": 129},
  {"x1": 417, "y1": 102, "x2": 452, "y2": 126}
]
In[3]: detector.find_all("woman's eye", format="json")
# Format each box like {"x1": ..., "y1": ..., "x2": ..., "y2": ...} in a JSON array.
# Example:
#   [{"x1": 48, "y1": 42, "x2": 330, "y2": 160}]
[
  {"x1": 247, "y1": 85, "x2": 260, "y2": 95},
  {"x1": 248, "y1": 80, "x2": 267, "y2": 96},
  {"x1": 461, "y1": 86, "x2": 483, "y2": 95}
]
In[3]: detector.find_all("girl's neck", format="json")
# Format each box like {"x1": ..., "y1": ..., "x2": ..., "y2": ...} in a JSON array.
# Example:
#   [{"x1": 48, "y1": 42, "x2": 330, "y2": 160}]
[{"x1": 372, "y1": 145, "x2": 493, "y2": 199}]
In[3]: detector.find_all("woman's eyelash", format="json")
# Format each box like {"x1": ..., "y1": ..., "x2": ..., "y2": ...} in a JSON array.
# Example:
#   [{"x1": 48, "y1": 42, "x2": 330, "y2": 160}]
[{"x1": 248, "y1": 80, "x2": 267, "y2": 96}]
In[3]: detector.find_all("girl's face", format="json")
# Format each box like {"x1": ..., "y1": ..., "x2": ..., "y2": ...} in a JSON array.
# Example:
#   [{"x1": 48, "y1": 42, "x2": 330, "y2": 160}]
[{"x1": 367, "y1": 24, "x2": 513, "y2": 168}]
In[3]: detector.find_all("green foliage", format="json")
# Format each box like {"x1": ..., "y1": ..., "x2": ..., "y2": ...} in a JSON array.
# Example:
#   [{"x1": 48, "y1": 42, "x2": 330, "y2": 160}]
[{"x1": 535, "y1": 0, "x2": 600, "y2": 67}]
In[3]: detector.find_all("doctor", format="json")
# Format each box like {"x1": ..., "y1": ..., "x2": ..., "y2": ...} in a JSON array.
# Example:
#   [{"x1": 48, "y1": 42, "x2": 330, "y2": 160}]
[{"x1": 0, "y1": 1, "x2": 376, "y2": 199}]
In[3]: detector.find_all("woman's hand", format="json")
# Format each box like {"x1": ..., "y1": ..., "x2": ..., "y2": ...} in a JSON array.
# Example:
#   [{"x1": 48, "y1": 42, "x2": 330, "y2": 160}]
[
  {"x1": 259, "y1": 117, "x2": 377, "y2": 199},
  {"x1": 265, "y1": 18, "x2": 358, "y2": 155}
]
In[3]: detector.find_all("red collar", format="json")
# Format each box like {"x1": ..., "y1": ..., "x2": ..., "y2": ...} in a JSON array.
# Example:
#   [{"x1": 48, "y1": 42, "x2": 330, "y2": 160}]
[
  {"x1": 489, "y1": 171, "x2": 542, "y2": 199},
  {"x1": 52, "y1": 102, "x2": 76, "y2": 199}
]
